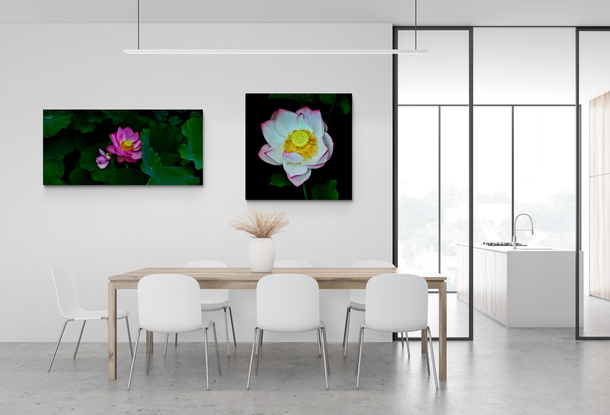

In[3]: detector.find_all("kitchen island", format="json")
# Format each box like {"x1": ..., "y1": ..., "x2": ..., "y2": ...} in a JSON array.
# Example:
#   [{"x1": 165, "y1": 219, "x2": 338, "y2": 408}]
[{"x1": 457, "y1": 244, "x2": 583, "y2": 327}]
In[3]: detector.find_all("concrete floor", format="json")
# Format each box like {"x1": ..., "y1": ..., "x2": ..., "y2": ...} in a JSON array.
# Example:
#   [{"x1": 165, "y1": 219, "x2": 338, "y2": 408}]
[{"x1": 2, "y1": 310, "x2": 610, "y2": 415}]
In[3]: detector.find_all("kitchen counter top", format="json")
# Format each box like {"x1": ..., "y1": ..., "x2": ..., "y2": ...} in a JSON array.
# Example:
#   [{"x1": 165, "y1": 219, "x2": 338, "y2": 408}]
[{"x1": 457, "y1": 243, "x2": 573, "y2": 253}]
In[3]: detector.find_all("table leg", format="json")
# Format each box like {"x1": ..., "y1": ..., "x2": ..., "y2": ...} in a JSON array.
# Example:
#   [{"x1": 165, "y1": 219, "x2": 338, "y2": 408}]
[
  {"x1": 439, "y1": 281, "x2": 447, "y2": 380},
  {"x1": 108, "y1": 282, "x2": 117, "y2": 380}
]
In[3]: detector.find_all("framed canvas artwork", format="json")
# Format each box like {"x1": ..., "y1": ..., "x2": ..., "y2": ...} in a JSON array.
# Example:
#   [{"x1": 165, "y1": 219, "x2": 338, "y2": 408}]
[
  {"x1": 245, "y1": 93, "x2": 352, "y2": 200},
  {"x1": 43, "y1": 109, "x2": 203, "y2": 185}
]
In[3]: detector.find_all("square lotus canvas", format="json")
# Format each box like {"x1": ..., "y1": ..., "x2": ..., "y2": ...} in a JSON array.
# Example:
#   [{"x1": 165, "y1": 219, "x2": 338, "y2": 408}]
[
  {"x1": 43, "y1": 109, "x2": 203, "y2": 185},
  {"x1": 245, "y1": 93, "x2": 352, "y2": 200}
]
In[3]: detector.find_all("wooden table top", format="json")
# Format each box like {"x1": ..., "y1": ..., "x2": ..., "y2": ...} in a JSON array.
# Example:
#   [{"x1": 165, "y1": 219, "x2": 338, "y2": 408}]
[{"x1": 108, "y1": 267, "x2": 446, "y2": 290}]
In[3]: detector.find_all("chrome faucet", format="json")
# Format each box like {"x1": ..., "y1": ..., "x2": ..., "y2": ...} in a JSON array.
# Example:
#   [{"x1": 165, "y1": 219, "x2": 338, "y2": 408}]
[{"x1": 513, "y1": 213, "x2": 534, "y2": 249}]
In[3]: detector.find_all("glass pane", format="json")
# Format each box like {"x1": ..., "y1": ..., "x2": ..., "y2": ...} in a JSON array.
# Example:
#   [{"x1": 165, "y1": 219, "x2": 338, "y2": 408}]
[
  {"x1": 475, "y1": 28, "x2": 575, "y2": 104},
  {"x1": 397, "y1": 30, "x2": 469, "y2": 105},
  {"x1": 397, "y1": 106, "x2": 439, "y2": 271},
  {"x1": 474, "y1": 107, "x2": 512, "y2": 243},
  {"x1": 579, "y1": 31, "x2": 610, "y2": 337},
  {"x1": 441, "y1": 106, "x2": 470, "y2": 291},
  {"x1": 514, "y1": 106, "x2": 575, "y2": 249}
]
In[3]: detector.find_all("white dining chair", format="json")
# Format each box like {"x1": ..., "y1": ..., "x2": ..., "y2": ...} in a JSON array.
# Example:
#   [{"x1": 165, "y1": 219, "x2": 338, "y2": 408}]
[
  {"x1": 167, "y1": 260, "x2": 236, "y2": 358},
  {"x1": 247, "y1": 274, "x2": 329, "y2": 390},
  {"x1": 127, "y1": 274, "x2": 221, "y2": 391},
  {"x1": 48, "y1": 265, "x2": 133, "y2": 372},
  {"x1": 343, "y1": 260, "x2": 398, "y2": 357},
  {"x1": 355, "y1": 273, "x2": 438, "y2": 390},
  {"x1": 269, "y1": 260, "x2": 320, "y2": 354}
]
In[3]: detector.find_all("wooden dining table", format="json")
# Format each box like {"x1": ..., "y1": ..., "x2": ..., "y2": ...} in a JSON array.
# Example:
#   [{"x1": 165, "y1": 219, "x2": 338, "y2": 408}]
[{"x1": 108, "y1": 267, "x2": 447, "y2": 381}]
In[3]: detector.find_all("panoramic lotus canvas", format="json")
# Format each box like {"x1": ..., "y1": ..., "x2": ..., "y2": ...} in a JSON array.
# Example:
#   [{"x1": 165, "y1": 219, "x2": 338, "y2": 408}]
[
  {"x1": 43, "y1": 109, "x2": 203, "y2": 185},
  {"x1": 245, "y1": 93, "x2": 352, "y2": 200}
]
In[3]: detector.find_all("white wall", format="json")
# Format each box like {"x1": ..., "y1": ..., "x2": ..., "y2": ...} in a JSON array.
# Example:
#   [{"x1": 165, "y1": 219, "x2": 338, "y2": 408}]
[{"x1": 0, "y1": 23, "x2": 393, "y2": 343}]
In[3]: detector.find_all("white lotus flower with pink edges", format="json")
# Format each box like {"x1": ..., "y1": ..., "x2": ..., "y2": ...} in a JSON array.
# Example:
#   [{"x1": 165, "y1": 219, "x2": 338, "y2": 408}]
[{"x1": 258, "y1": 107, "x2": 334, "y2": 187}]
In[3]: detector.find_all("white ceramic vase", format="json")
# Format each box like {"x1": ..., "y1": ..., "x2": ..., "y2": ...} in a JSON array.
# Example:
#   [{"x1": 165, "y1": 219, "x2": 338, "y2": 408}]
[{"x1": 248, "y1": 238, "x2": 275, "y2": 272}]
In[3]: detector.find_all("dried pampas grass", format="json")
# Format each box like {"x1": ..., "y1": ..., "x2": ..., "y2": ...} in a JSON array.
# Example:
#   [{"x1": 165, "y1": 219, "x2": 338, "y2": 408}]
[{"x1": 229, "y1": 208, "x2": 290, "y2": 239}]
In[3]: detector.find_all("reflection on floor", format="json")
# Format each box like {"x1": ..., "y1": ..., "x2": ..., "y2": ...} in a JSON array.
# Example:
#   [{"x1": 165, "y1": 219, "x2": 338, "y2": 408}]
[
  {"x1": 582, "y1": 294, "x2": 610, "y2": 336},
  {"x1": 2, "y1": 314, "x2": 609, "y2": 414}
]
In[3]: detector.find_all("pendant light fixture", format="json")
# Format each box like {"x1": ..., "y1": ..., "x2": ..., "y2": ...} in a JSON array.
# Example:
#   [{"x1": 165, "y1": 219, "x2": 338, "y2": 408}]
[{"x1": 123, "y1": 0, "x2": 427, "y2": 55}]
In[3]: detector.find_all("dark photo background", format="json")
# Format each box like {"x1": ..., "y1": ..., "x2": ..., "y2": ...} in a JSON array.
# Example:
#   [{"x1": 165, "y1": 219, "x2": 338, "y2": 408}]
[{"x1": 245, "y1": 93, "x2": 353, "y2": 200}]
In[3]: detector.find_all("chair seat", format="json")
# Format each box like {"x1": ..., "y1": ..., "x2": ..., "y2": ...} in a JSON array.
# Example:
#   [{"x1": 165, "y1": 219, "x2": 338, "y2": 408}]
[
  {"x1": 350, "y1": 300, "x2": 365, "y2": 310},
  {"x1": 75, "y1": 309, "x2": 129, "y2": 320},
  {"x1": 258, "y1": 320, "x2": 325, "y2": 333},
  {"x1": 201, "y1": 300, "x2": 229, "y2": 311}
]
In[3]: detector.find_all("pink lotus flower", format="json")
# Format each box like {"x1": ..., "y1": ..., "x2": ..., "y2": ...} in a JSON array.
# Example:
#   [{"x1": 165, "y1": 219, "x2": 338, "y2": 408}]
[
  {"x1": 106, "y1": 127, "x2": 142, "y2": 163},
  {"x1": 258, "y1": 107, "x2": 333, "y2": 187},
  {"x1": 95, "y1": 148, "x2": 111, "y2": 169}
]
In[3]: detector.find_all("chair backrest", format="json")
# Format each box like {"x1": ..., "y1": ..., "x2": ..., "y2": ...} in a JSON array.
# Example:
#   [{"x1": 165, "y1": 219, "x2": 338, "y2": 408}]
[
  {"x1": 350, "y1": 260, "x2": 395, "y2": 304},
  {"x1": 184, "y1": 260, "x2": 229, "y2": 303},
  {"x1": 257, "y1": 274, "x2": 320, "y2": 332},
  {"x1": 273, "y1": 260, "x2": 314, "y2": 268},
  {"x1": 365, "y1": 273, "x2": 428, "y2": 332},
  {"x1": 138, "y1": 274, "x2": 202, "y2": 333},
  {"x1": 51, "y1": 266, "x2": 86, "y2": 319}
]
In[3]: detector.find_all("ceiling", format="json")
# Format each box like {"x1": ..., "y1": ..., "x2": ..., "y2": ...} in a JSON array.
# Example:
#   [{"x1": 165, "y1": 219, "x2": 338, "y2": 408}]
[{"x1": 2, "y1": 0, "x2": 610, "y2": 26}]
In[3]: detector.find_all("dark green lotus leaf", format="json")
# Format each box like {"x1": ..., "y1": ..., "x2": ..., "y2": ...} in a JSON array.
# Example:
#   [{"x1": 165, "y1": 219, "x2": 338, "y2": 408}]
[
  {"x1": 86, "y1": 110, "x2": 104, "y2": 123},
  {"x1": 74, "y1": 134, "x2": 89, "y2": 152},
  {"x1": 140, "y1": 129, "x2": 200, "y2": 185},
  {"x1": 79, "y1": 144, "x2": 117, "y2": 181},
  {"x1": 72, "y1": 112, "x2": 96, "y2": 133},
  {"x1": 319, "y1": 94, "x2": 336, "y2": 105},
  {"x1": 168, "y1": 116, "x2": 181, "y2": 126},
  {"x1": 153, "y1": 110, "x2": 169, "y2": 122},
  {"x1": 44, "y1": 135, "x2": 75, "y2": 161},
  {"x1": 43, "y1": 159, "x2": 65, "y2": 181},
  {"x1": 90, "y1": 160, "x2": 117, "y2": 182},
  {"x1": 44, "y1": 179, "x2": 67, "y2": 185},
  {"x1": 189, "y1": 111, "x2": 202, "y2": 119},
  {"x1": 105, "y1": 168, "x2": 149, "y2": 185},
  {"x1": 101, "y1": 110, "x2": 126, "y2": 126},
  {"x1": 311, "y1": 179, "x2": 339, "y2": 200},
  {"x1": 178, "y1": 117, "x2": 203, "y2": 170},
  {"x1": 160, "y1": 152, "x2": 182, "y2": 165},
  {"x1": 68, "y1": 166, "x2": 95, "y2": 185},
  {"x1": 338, "y1": 95, "x2": 351, "y2": 114},
  {"x1": 269, "y1": 172, "x2": 291, "y2": 187},
  {"x1": 43, "y1": 110, "x2": 72, "y2": 138},
  {"x1": 148, "y1": 120, "x2": 177, "y2": 154}
]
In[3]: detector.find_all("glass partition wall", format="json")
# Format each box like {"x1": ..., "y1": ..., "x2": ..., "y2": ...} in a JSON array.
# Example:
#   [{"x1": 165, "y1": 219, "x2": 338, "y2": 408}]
[
  {"x1": 394, "y1": 26, "x2": 599, "y2": 340},
  {"x1": 577, "y1": 28, "x2": 610, "y2": 339},
  {"x1": 395, "y1": 28, "x2": 472, "y2": 340}
]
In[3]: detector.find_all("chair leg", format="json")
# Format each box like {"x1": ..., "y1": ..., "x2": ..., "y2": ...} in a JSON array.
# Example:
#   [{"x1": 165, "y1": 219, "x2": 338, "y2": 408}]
[
  {"x1": 164, "y1": 333, "x2": 169, "y2": 358},
  {"x1": 125, "y1": 316, "x2": 133, "y2": 358},
  {"x1": 427, "y1": 327, "x2": 439, "y2": 390},
  {"x1": 73, "y1": 321, "x2": 87, "y2": 359},
  {"x1": 247, "y1": 327, "x2": 259, "y2": 390},
  {"x1": 48, "y1": 320, "x2": 70, "y2": 372},
  {"x1": 319, "y1": 328, "x2": 329, "y2": 390},
  {"x1": 343, "y1": 306, "x2": 352, "y2": 357},
  {"x1": 204, "y1": 328, "x2": 210, "y2": 391},
  {"x1": 321, "y1": 326, "x2": 330, "y2": 376},
  {"x1": 255, "y1": 328, "x2": 263, "y2": 375},
  {"x1": 406, "y1": 332, "x2": 410, "y2": 357},
  {"x1": 127, "y1": 328, "x2": 142, "y2": 390},
  {"x1": 424, "y1": 332, "x2": 431, "y2": 375},
  {"x1": 316, "y1": 329, "x2": 322, "y2": 356},
  {"x1": 400, "y1": 331, "x2": 405, "y2": 350},
  {"x1": 146, "y1": 332, "x2": 152, "y2": 376},
  {"x1": 212, "y1": 322, "x2": 221, "y2": 376},
  {"x1": 228, "y1": 306, "x2": 237, "y2": 349},
  {"x1": 175, "y1": 333, "x2": 178, "y2": 347},
  {"x1": 223, "y1": 307, "x2": 231, "y2": 357},
  {"x1": 355, "y1": 326, "x2": 365, "y2": 389}
]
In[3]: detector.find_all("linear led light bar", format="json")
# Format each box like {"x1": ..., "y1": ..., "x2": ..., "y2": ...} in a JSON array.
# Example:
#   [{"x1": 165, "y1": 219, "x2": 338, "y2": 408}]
[{"x1": 123, "y1": 49, "x2": 428, "y2": 55}]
